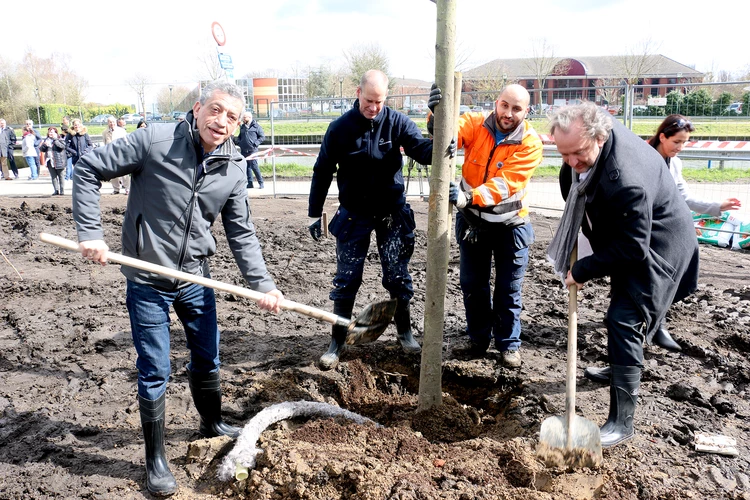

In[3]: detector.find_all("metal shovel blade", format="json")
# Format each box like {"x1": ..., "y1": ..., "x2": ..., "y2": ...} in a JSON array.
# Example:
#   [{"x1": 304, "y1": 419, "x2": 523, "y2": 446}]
[
  {"x1": 538, "y1": 415, "x2": 603, "y2": 468},
  {"x1": 344, "y1": 299, "x2": 398, "y2": 345}
]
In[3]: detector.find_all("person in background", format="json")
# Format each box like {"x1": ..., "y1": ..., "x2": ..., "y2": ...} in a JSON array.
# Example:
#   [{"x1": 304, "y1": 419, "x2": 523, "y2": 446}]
[
  {"x1": 61, "y1": 116, "x2": 74, "y2": 180},
  {"x1": 308, "y1": 69, "x2": 446, "y2": 370},
  {"x1": 548, "y1": 102, "x2": 699, "y2": 447},
  {"x1": 0, "y1": 118, "x2": 17, "y2": 180},
  {"x1": 64, "y1": 118, "x2": 93, "y2": 173},
  {"x1": 73, "y1": 80, "x2": 284, "y2": 496},
  {"x1": 582, "y1": 114, "x2": 743, "y2": 384},
  {"x1": 236, "y1": 111, "x2": 265, "y2": 188},
  {"x1": 649, "y1": 114, "x2": 742, "y2": 215},
  {"x1": 117, "y1": 117, "x2": 127, "y2": 129},
  {"x1": 102, "y1": 116, "x2": 129, "y2": 194},
  {"x1": 25, "y1": 120, "x2": 43, "y2": 175},
  {"x1": 427, "y1": 84, "x2": 543, "y2": 368},
  {"x1": 39, "y1": 127, "x2": 67, "y2": 195},
  {"x1": 21, "y1": 126, "x2": 39, "y2": 180},
  {"x1": 136, "y1": 119, "x2": 148, "y2": 129}
]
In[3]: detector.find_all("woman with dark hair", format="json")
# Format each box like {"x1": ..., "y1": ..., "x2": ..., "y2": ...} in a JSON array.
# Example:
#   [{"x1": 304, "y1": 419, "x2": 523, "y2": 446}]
[
  {"x1": 649, "y1": 114, "x2": 741, "y2": 215},
  {"x1": 136, "y1": 119, "x2": 148, "y2": 129},
  {"x1": 39, "y1": 127, "x2": 68, "y2": 195}
]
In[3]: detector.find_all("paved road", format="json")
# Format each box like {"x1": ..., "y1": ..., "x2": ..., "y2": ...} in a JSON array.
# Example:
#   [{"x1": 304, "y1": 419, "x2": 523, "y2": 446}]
[{"x1": 1, "y1": 173, "x2": 747, "y2": 222}]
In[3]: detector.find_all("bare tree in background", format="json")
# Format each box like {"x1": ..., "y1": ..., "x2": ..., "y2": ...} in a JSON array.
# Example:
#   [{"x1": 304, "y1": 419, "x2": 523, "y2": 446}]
[
  {"x1": 614, "y1": 38, "x2": 661, "y2": 103},
  {"x1": 595, "y1": 77, "x2": 624, "y2": 110},
  {"x1": 155, "y1": 85, "x2": 192, "y2": 114},
  {"x1": 343, "y1": 43, "x2": 391, "y2": 90},
  {"x1": 523, "y1": 38, "x2": 569, "y2": 108},
  {"x1": 127, "y1": 74, "x2": 150, "y2": 114},
  {"x1": 468, "y1": 64, "x2": 513, "y2": 106},
  {"x1": 196, "y1": 36, "x2": 225, "y2": 81}
]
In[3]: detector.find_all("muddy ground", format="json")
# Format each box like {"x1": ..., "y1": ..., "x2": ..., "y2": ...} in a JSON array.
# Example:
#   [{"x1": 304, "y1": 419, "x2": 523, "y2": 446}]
[{"x1": 0, "y1": 194, "x2": 749, "y2": 499}]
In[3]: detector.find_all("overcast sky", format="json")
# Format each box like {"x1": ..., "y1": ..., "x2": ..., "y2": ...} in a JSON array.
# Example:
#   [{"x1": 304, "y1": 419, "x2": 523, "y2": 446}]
[{"x1": 5, "y1": 0, "x2": 748, "y2": 107}]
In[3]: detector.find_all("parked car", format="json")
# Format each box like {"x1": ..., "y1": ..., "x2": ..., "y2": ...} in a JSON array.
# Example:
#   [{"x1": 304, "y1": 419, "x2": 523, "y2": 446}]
[
  {"x1": 121, "y1": 113, "x2": 142, "y2": 124},
  {"x1": 470, "y1": 106, "x2": 484, "y2": 112},
  {"x1": 459, "y1": 105, "x2": 471, "y2": 115},
  {"x1": 145, "y1": 112, "x2": 162, "y2": 121},
  {"x1": 726, "y1": 102, "x2": 743, "y2": 115},
  {"x1": 90, "y1": 114, "x2": 115, "y2": 124},
  {"x1": 173, "y1": 112, "x2": 187, "y2": 121}
]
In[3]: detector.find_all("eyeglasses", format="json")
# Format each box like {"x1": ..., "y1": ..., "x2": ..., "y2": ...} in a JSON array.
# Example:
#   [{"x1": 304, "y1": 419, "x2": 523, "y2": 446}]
[{"x1": 665, "y1": 118, "x2": 694, "y2": 133}]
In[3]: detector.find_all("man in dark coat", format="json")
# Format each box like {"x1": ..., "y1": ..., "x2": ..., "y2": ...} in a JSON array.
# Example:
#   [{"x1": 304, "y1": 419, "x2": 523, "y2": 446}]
[
  {"x1": 547, "y1": 102, "x2": 699, "y2": 448},
  {"x1": 235, "y1": 111, "x2": 265, "y2": 188}
]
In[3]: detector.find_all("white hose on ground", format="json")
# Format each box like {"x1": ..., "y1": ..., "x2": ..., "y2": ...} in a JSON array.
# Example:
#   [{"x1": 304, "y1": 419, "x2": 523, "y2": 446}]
[{"x1": 218, "y1": 401, "x2": 379, "y2": 482}]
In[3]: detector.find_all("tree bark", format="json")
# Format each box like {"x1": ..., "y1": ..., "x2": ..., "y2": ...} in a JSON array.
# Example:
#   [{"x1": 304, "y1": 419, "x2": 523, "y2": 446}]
[{"x1": 418, "y1": 0, "x2": 457, "y2": 411}]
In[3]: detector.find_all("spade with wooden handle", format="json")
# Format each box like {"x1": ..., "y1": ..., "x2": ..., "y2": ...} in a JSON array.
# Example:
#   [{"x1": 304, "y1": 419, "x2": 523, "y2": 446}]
[{"x1": 39, "y1": 233, "x2": 396, "y2": 345}]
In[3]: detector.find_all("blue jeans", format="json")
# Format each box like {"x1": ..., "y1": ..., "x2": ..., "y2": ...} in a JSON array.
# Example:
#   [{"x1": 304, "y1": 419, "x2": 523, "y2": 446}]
[
  {"x1": 65, "y1": 157, "x2": 73, "y2": 180},
  {"x1": 24, "y1": 157, "x2": 38, "y2": 179},
  {"x1": 126, "y1": 280, "x2": 221, "y2": 400},
  {"x1": 329, "y1": 205, "x2": 416, "y2": 303},
  {"x1": 456, "y1": 213, "x2": 534, "y2": 352},
  {"x1": 245, "y1": 158, "x2": 263, "y2": 188}
]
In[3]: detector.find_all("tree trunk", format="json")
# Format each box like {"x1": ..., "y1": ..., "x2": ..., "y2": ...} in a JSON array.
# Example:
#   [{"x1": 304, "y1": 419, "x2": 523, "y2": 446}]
[{"x1": 418, "y1": 0, "x2": 457, "y2": 411}]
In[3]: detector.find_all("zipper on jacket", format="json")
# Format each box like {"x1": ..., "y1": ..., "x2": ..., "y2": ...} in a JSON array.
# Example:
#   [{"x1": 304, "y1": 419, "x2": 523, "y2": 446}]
[
  {"x1": 176, "y1": 159, "x2": 204, "y2": 271},
  {"x1": 483, "y1": 143, "x2": 500, "y2": 184}
]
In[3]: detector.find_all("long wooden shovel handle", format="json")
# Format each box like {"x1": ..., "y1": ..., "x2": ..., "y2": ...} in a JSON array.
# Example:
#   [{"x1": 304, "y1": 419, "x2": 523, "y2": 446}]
[
  {"x1": 565, "y1": 243, "x2": 579, "y2": 450},
  {"x1": 39, "y1": 233, "x2": 347, "y2": 327}
]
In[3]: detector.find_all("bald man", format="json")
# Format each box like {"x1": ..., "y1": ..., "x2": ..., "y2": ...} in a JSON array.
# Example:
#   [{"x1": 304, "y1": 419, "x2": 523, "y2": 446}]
[
  {"x1": 308, "y1": 69, "x2": 437, "y2": 370},
  {"x1": 430, "y1": 84, "x2": 543, "y2": 367}
]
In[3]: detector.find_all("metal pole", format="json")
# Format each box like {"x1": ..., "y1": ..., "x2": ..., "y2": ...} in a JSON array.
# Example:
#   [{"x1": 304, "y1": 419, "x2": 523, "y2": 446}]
[
  {"x1": 35, "y1": 88, "x2": 41, "y2": 125},
  {"x1": 169, "y1": 85, "x2": 173, "y2": 116},
  {"x1": 339, "y1": 78, "x2": 344, "y2": 115}
]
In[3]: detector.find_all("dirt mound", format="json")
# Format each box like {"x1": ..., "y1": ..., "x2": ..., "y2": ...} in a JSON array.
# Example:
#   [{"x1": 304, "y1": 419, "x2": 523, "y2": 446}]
[{"x1": 1, "y1": 196, "x2": 749, "y2": 499}]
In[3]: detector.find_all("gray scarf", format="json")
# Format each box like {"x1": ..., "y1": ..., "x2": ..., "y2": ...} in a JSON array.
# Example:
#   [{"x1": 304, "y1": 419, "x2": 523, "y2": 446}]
[{"x1": 546, "y1": 162, "x2": 600, "y2": 281}]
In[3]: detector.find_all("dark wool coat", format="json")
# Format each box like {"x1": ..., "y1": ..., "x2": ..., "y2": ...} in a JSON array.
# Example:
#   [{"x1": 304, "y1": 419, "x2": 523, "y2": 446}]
[{"x1": 566, "y1": 120, "x2": 699, "y2": 337}]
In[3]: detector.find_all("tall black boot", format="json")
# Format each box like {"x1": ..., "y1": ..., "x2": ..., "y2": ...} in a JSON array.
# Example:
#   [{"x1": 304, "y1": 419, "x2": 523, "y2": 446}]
[
  {"x1": 319, "y1": 299, "x2": 354, "y2": 370},
  {"x1": 600, "y1": 365, "x2": 640, "y2": 448},
  {"x1": 651, "y1": 324, "x2": 681, "y2": 352},
  {"x1": 187, "y1": 371, "x2": 241, "y2": 438},
  {"x1": 584, "y1": 365, "x2": 611, "y2": 384},
  {"x1": 394, "y1": 299, "x2": 421, "y2": 354},
  {"x1": 139, "y1": 394, "x2": 178, "y2": 497}
]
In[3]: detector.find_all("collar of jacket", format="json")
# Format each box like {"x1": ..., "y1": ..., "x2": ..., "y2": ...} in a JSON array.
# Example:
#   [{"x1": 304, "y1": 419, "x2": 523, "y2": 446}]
[
  {"x1": 582, "y1": 123, "x2": 617, "y2": 195},
  {"x1": 185, "y1": 110, "x2": 244, "y2": 168},
  {"x1": 482, "y1": 112, "x2": 526, "y2": 144},
  {"x1": 351, "y1": 99, "x2": 385, "y2": 128}
]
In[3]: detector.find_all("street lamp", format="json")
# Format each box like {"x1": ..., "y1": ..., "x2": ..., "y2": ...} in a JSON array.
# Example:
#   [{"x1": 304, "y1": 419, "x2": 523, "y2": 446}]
[
  {"x1": 34, "y1": 87, "x2": 41, "y2": 126},
  {"x1": 339, "y1": 77, "x2": 344, "y2": 115},
  {"x1": 168, "y1": 85, "x2": 174, "y2": 116}
]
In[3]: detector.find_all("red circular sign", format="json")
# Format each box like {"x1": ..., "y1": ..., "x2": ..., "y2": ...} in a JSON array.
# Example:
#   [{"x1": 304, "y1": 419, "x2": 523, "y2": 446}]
[{"x1": 211, "y1": 22, "x2": 226, "y2": 46}]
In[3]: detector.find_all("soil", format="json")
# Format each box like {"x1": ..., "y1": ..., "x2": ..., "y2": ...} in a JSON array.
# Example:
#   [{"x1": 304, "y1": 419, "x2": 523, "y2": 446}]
[{"x1": 1, "y1": 194, "x2": 749, "y2": 499}]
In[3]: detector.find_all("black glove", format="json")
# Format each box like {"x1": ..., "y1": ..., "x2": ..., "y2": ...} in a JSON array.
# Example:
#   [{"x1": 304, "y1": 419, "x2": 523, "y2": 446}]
[
  {"x1": 447, "y1": 138, "x2": 457, "y2": 159},
  {"x1": 427, "y1": 84, "x2": 442, "y2": 113},
  {"x1": 308, "y1": 218, "x2": 322, "y2": 241},
  {"x1": 449, "y1": 181, "x2": 470, "y2": 209}
]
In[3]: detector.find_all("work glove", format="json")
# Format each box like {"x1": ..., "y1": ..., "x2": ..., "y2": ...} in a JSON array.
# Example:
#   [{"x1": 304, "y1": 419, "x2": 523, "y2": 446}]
[
  {"x1": 447, "y1": 138, "x2": 457, "y2": 159},
  {"x1": 449, "y1": 181, "x2": 471, "y2": 209},
  {"x1": 427, "y1": 84, "x2": 442, "y2": 113},
  {"x1": 308, "y1": 218, "x2": 322, "y2": 241}
]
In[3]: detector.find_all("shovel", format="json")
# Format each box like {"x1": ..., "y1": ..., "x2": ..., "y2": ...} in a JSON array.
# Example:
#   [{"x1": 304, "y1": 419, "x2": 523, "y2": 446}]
[
  {"x1": 538, "y1": 244, "x2": 602, "y2": 468},
  {"x1": 39, "y1": 233, "x2": 396, "y2": 345}
]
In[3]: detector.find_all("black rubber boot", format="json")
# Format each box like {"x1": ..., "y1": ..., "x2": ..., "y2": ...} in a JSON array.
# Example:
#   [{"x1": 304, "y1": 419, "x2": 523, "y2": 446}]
[
  {"x1": 652, "y1": 325, "x2": 681, "y2": 352},
  {"x1": 584, "y1": 365, "x2": 611, "y2": 384},
  {"x1": 139, "y1": 394, "x2": 178, "y2": 497},
  {"x1": 318, "y1": 299, "x2": 354, "y2": 371},
  {"x1": 600, "y1": 365, "x2": 640, "y2": 448},
  {"x1": 187, "y1": 371, "x2": 241, "y2": 438},
  {"x1": 394, "y1": 299, "x2": 421, "y2": 354}
]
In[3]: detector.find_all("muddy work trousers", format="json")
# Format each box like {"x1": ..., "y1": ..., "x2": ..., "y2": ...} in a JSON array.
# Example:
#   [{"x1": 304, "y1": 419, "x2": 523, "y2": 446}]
[
  {"x1": 126, "y1": 280, "x2": 221, "y2": 400},
  {"x1": 329, "y1": 204, "x2": 416, "y2": 304}
]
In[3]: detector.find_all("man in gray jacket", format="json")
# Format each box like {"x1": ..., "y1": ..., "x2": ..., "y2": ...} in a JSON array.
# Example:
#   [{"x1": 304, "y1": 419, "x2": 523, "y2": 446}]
[{"x1": 73, "y1": 81, "x2": 284, "y2": 496}]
